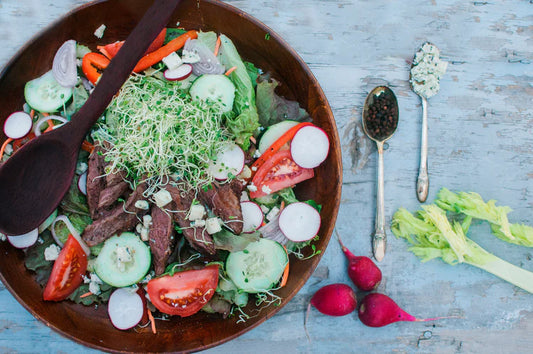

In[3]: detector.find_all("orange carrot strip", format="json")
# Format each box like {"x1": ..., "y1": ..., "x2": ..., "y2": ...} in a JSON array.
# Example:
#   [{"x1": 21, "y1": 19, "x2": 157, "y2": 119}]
[
  {"x1": 280, "y1": 201, "x2": 285, "y2": 212},
  {"x1": 42, "y1": 112, "x2": 49, "y2": 117},
  {"x1": 133, "y1": 30, "x2": 198, "y2": 73},
  {"x1": 280, "y1": 246, "x2": 290, "y2": 287},
  {"x1": 249, "y1": 135, "x2": 256, "y2": 144},
  {"x1": 44, "y1": 119, "x2": 55, "y2": 133},
  {"x1": 79, "y1": 292, "x2": 93, "y2": 298},
  {"x1": 29, "y1": 109, "x2": 35, "y2": 119},
  {"x1": 147, "y1": 310, "x2": 157, "y2": 334},
  {"x1": 213, "y1": 36, "x2": 221, "y2": 56},
  {"x1": 0, "y1": 138, "x2": 13, "y2": 160},
  {"x1": 81, "y1": 140, "x2": 95, "y2": 153},
  {"x1": 225, "y1": 66, "x2": 237, "y2": 76}
]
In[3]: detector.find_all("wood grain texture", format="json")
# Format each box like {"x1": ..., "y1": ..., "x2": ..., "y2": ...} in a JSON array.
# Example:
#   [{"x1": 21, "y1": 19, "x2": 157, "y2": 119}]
[{"x1": 0, "y1": 0, "x2": 532, "y2": 353}]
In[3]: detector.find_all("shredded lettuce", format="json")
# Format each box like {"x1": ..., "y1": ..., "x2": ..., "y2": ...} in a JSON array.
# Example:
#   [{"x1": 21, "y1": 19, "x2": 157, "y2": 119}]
[
  {"x1": 213, "y1": 229, "x2": 260, "y2": 252},
  {"x1": 436, "y1": 188, "x2": 533, "y2": 247},
  {"x1": 256, "y1": 77, "x2": 309, "y2": 127},
  {"x1": 218, "y1": 34, "x2": 260, "y2": 150},
  {"x1": 392, "y1": 204, "x2": 533, "y2": 293}
]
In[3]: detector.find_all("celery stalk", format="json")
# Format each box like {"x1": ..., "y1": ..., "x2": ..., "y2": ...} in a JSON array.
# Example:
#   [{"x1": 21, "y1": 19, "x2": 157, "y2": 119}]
[
  {"x1": 392, "y1": 206, "x2": 533, "y2": 294},
  {"x1": 436, "y1": 188, "x2": 533, "y2": 247}
]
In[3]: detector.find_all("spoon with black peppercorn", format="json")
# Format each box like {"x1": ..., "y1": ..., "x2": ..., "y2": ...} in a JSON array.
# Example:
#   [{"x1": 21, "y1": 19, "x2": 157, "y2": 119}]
[{"x1": 362, "y1": 86, "x2": 399, "y2": 262}]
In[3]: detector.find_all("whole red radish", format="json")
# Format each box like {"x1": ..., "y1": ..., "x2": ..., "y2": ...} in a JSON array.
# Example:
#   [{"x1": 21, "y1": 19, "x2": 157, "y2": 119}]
[
  {"x1": 309, "y1": 283, "x2": 357, "y2": 316},
  {"x1": 336, "y1": 229, "x2": 382, "y2": 291},
  {"x1": 358, "y1": 293, "x2": 452, "y2": 327}
]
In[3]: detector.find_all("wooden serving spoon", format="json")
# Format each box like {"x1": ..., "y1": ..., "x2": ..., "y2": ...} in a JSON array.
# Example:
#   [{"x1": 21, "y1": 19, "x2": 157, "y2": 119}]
[{"x1": 0, "y1": 0, "x2": 182, "y2": 236}]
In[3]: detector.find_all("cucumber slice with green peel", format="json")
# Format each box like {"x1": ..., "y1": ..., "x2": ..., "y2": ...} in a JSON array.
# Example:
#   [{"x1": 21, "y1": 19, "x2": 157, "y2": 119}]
[
  {"x1": 258, "y1": 120, "x2": 299, "y2": 154},
  {"x1": 189, "y1": 74, "x2": 235, "y2": 112},
  {"x1": 24, "y1": 70, "x2": 73, "y2": 113},
  {"x1": 226, "y1": 238, "x2": 288, "y2": 293},
  {"x1": 95, "y1": 232, "x2": 151, "y2": 287}
]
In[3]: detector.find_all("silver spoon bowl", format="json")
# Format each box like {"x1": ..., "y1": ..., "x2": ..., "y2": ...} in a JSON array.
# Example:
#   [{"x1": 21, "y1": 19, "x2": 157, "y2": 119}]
[{"x1": 362, "y1": 86, "x2": 399, "y2": 261}]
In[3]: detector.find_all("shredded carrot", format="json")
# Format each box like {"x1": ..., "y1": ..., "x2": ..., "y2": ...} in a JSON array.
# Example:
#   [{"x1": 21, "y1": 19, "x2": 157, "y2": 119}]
[
  {"x1": 44, "y1": 119, "x2": 55, "y2": 133},
  {"x1": 224, "y1": 66, "x2": 237, "y2": 76},
  {"x1": 147, "y1": 309, "x2": 157, "y2": 334},
  {"x1": 42, "y1": 112, "x2": 49, "y2": 117},
  {"x1": 280, "y1": 246, "x2": 290, "y2": 287},
  {"x1": 29, "y1": 109, "x2": 35, "y2": 119},
  {"x1": 79, "y1": 292, "x2": 93, "y2": 298},
  {"x1": 213, "y1": 36, "x2": 221, "y2": 56},
  {"x1": 81, "y1": 140, "x2": 95, "y2": 153},
  {"x1": 0, "y1": 138, "x2": 13, "y2": 161},
  {"x1": 249, "y1": 135, "x2": 256, "y2": 144},
  {"x1": 280, "y1": 201, "x2": 286, "y2": 212}
]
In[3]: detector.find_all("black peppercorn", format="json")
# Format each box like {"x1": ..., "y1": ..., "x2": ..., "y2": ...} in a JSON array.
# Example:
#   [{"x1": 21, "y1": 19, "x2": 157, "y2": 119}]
[{"x1": 363, "y1": 90, "x2": 398, "y2": 141}]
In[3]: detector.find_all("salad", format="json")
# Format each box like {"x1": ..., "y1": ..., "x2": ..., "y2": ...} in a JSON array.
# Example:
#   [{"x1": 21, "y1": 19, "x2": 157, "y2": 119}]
[{"x1": 0, "y1": 27, "x2": 330, "y2": 330}]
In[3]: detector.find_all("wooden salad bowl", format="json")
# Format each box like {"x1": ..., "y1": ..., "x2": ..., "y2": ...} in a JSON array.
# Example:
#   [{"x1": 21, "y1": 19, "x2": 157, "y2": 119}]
[{"x1": 0, "y1": 0, "x2": 342, "y2": 352}]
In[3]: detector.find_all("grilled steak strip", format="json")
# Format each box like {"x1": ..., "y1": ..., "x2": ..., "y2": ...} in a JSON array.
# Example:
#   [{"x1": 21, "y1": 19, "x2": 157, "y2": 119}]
[
  {"x1": 86, "y1": 145, "x2": 107, "y2": 220},
  {"x1": 97, "y1": 180, "x2": 129, "y2": 210},
  {"x1": 198, "y1": 182, "x2": 243, "y2": 234},
  {"x1": 166, "y1": 185, "x2": 216, "y2": 255},
  {"x1": 149, "y1": 206, "x2": 175, "y2": 275},
  {"x1": 82, "y1": 182, "x2": 147, "y2": 246}
]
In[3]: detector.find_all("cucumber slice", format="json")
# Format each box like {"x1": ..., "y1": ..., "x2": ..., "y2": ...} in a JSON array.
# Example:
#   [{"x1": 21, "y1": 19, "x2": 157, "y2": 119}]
[
  {"x1": 258, "y1": 120, "x2": 299, "y2": 154},
  {"x1": 95, "y1": 232, "x2": 151, "y2": 287},
  {"x1": 226, "y1": 238, "x2": 288, "y2": 293},
  {"x1": 24, "y1": 70, "x2": 73, "y2": 113},
  {"x1": 189, "y1": 74, "x2": 235, "y2": 112}
]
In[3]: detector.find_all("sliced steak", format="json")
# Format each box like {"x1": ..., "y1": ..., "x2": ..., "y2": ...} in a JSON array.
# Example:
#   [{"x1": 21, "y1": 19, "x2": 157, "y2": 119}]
[
  {"x1": 86, "y1": 144, "x2": 107, "y2": 219},
  {"x1": 82, "y1": 182, "x2": 147, "y2": 247},
  {"x1": 166, "y1": 185, "x2": 216, "y2": 255},
  {"x1": 105, "y1": 170, "x2": 127, "y2": 188},
  {"x1": 97, "y1": 180, "x2": 129, "y2": 210},
  {"x1": 149, "y1": 206, "x2": 175, "y2": 275},
  {"x1": 198, "y1": 183, "x2": 243, "y2": 234}
]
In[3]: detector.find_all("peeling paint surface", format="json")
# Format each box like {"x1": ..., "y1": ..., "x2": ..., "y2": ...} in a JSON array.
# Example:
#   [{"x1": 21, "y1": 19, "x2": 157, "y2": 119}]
[{"x1": 0, "y1": 0, "x2": 532, "y2": 353}]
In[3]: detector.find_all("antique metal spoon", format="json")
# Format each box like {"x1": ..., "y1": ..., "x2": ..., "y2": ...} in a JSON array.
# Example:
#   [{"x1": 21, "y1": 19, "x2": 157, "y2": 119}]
[
  {"x1": 362, "y1": 86, "x2": 399, "y2": 262},
  {"x1": 0, "y1": 0, "x2": 182, "y2": 235},
  {"x1": 410, "y1": 42, "x2": 447, "y2": 203}
]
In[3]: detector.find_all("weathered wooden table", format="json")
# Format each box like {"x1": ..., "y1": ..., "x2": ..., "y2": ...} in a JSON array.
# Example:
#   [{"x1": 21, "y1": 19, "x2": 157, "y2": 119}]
[{"x1": 0, "y1": 0, "x2": 531, "y2": 352}]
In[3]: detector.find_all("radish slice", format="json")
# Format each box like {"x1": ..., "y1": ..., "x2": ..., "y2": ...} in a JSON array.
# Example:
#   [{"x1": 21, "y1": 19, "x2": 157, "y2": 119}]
[
  {"x1": 164, "y1": 64, "x2": 193, "y2": 81},
  {"x1": 290, "y1": 125, "x2": 330, "y2": 168},
  {"x1": 78, "y1": 172, "x2": 87, "y2": 195},
  {"x1": 34, "y1": 115, "x2": 68, "y2": 137},
  {"x1": 51, "y1": 215, "x2": 91, "y2": 255},
  {"x1": 3, "y1": 111, "x2": 32, "y2": 139},
  {"x1": 7, "y1": 228, "x2": 39, "y2": 249},
  {"x1": 241, "y1": 201, "x2": 264, "y2": 233},
  {"x1": 278, "y1": 202, "x2": 321, "y2": 242},
  {"x1": 108, "y1": 288, "x2": 144, "y2": 330},
  {"x1": 208, "y1": 142, "x2": 245, "y2": 180}
]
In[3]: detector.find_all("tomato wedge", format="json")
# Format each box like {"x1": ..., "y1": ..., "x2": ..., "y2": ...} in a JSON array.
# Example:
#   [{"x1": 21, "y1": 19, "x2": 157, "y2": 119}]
[
  {"x1": 97, "y1": 28, "x2": 167, "y2": 59},
  {"x1": 251, "y1": 122, "x2": 313, "y2": 175},
  {"x1": 250, "y1": 149, "x2": 314, "y2": 199},
  {"x1": 146, "y1": 265, "x2": 219, "y2": 317},
  {"x1": 43, "y1": 234, "x2": 88, "y2": 301}
]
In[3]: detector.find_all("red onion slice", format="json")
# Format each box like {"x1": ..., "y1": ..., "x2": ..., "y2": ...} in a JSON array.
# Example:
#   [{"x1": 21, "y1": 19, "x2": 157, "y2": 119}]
[
  {"x1": 34, "y1": 115, "x2": 68, "y2": 136},
  {"x1": 52, "y1": 40, "x2": 78, "y2": 88},
  {"x1": 183, "y1": 39, "x2": 225, "y2": 76}
]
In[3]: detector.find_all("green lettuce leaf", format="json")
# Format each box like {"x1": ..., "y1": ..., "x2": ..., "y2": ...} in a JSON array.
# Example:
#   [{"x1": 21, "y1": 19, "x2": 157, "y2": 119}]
[
  {"x1": 67, "y1": 281, "x2": 113, "y2": 305},
  {"x1": 164, "y1": 28, "x2": 187, "y2": 45},
  {"x1": 197, "y1": 31, "x2": 218, "y2": 51},
  {"x1": 256, "y1": 77, "x2": 309, "y2": 127},
  {"x1": 218, "y1": 35, "x2": 260, "y2": 150},
  {"x1": 24, "y1": 230, "x2": 55, "y2": 286},
  {"x1": 65, "y1": 83, "x2": 89, "y2": 118},
  {"x1": 213, "y1": 230, "x2": 260, "y2": 252}
]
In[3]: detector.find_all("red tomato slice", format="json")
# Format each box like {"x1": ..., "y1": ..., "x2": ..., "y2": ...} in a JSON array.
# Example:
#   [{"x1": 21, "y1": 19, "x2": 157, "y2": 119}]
[
  {"x1": 43, "y1": 235, "x2": 88, "y2": 301},
  {"x1": 146, "y1": 265, "x2": 219, "y2": 317},
  {"x1": 97, "y1": 28, "x2": 167, "y2": 59},
  {"x1": 250, "y1": 149, "x2": 314, "y2": 199},
  {"x1": 251, "y1": 122, "x2": 313, "y2": 175}
]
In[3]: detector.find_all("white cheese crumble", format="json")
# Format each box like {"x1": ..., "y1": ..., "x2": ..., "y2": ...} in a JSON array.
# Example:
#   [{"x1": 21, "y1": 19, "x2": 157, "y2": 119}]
[
  {"x1": 94, "y1": 24, "x2": 106, "y2": 39},
  {"x1": 76, "y1": 161, "x2": 88, "y2": 175},
  {"x1": 247, "y1": 183, "x2": 258, "y2": 192},
  {"x1": 205, "y1": 217, "x2": 222, "y2": 234},
  {"x1": 240, "y1": 191, "x2": 250, "y2": 202},
  {"x1": 261, "y1": 185, "x2": 272, "y2": 195},
  {"x1": 115, "y1": 246, "x2": 133, "y2": 272},
  {"x1": 266, "y1": 206, "x2": 280, "y2": 222},
  {"x1": 188, "y1": 204, "x2": 206, "y2": 221},
  {"x1": 153, "y1": 189, "x2": 172, "y2": 208},
  {"x1": 181, "y1": 49, "x2": 201, "y2": 64},
  {"x1": 238, "y1": 165, "x2": 252, "y2": 179},
  {"x1": 162, "y1": 52, "x2": 183, "y2": 70},
  {"x1": 143, "y1": 214, "x2": 152, "y2": 228},
  {"x1": 0, "y1": 233, "x2": 6, "y2": 242},
  {"x1": 192, "y1": 219, "x2": 206, "y2": 228},
  {"x1": 135, "y1": 200, "x2": 150, "y2": 210},
  {"x1": 260, "y1": 205, "x2": 270, "y2": 214},
  {"x1": 44, "y1": 244, "x2": 61, "y2": 261},
  {"x1": 410, "y1": 42, "x2": 448, "y2": 99}
]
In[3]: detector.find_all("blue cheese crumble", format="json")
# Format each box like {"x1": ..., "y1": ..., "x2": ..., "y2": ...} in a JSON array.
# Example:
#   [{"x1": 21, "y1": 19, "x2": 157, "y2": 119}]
[{"x1": 410, "y1": 43, "x2": 448, "y2": 98}]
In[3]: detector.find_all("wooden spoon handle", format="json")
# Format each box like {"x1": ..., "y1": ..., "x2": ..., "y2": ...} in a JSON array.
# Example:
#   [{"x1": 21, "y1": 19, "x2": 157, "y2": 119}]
[{"x1": 70, "y1": 0, "x2": 182, "y2": 139}]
